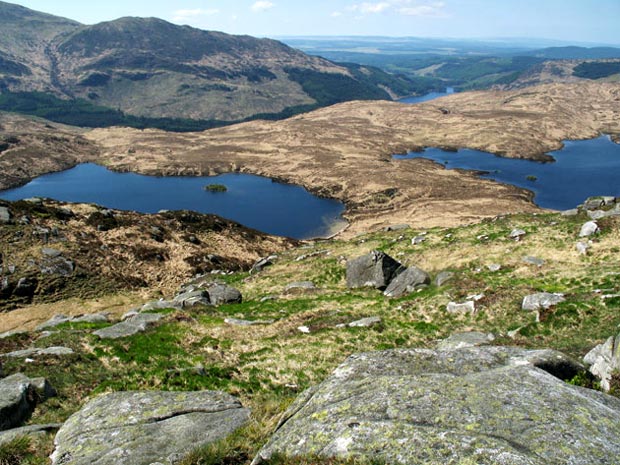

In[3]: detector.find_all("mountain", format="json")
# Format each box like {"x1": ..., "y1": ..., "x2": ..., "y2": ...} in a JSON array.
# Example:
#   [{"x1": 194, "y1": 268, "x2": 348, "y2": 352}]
[
  {"x1": 520, "y1": 46, "x2": 620, "y2": 60},
  {"x1": 0, "y1": 2, "x2": 425, "y2": 129}
]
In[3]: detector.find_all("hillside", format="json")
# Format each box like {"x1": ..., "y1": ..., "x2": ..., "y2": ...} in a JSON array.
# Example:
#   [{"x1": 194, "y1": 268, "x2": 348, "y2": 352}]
[
  {"x1": 0, "y1": 2, "x2": 423, "y2": 128},
  {"x1": 1, "y1": 196, "x2": 619, "y2": 463}
]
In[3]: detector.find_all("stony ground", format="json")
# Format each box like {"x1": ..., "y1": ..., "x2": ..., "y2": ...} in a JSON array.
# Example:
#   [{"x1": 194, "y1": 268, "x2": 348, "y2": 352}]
[{"x1": 1, "y1": 201, "x2": 619, "y2": 463}]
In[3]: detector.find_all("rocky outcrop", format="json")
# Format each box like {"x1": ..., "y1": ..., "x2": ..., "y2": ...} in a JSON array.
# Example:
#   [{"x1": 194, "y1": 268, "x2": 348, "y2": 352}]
[
  {"x1": 51, "y1": 390, "x2": 250, "y2": 465},
  {"x1": 383, "y1": 266, "x2": 430, "y2": 298},
  {"x1": 346, "y1": 251, "x2": 404, "y2": 290},
  {"x1": 522, "y1": 292, "x2": 565, "y2": 311},
  {"x1": 252, "y1": 346, "x2": 616, "y2": 465}
]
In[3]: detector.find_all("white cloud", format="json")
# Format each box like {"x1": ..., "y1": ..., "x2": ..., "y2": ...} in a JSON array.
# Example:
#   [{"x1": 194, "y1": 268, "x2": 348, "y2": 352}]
[
  {"x1": 251, "y1": 1, "x2": 275, "y2": 12},
  {"x1": 344, "y1": 1, "x2": 446, "y2": 17},
  {"x1": 331, "y1": 11, "x2": 343, "y2": 17},
  {"x1": 172, "y1": 8, "x2": 219, "y2": 23}
]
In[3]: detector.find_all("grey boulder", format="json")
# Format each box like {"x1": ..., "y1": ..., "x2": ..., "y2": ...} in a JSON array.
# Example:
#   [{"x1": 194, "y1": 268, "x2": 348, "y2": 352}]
[
  {"x1": 253, "y1": 346, "x2": 617, "y2": 465},
  {"x1": 383, "y1": 266, "x2": 430, "y2": 298},
  {"x1": 435, "y1": 271, "x2": 454, "y2": 287},
  {"x1": 206, "y1": 283, "x2": 243, "y2": 305},
  {"x1": 346, "y1": 250, "x2": 404, "y2": 290},
  {"x1": 0, "y1": 206, "x2": 10, "y2": 224},
  {"x1": 584, "y1": 333, "x2": 620, "y2": 392},
  {"x1": 173, "y1": 289, "x2": 210, "y2": 308},
  {"x1": 522, "y1": 292, "x2": 565, "y2": 311},
  {"x1": 0, "y1": 374, "x2": 37, "y2": 431},
  {"x1": 93, "y1": 313, "x2": 164, "y2": 340},
  {"x1": 579, "y1": 221, "x2": 599, "y2": 237},
  {"x1": 51, "y1": 390, "x2": 250, "y2": 465}
]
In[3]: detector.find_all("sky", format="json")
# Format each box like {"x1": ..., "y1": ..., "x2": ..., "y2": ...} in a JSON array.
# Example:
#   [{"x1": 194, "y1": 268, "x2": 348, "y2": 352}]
[{"x1": 9, "y1": 0, "x2": 620, "y2": 45}]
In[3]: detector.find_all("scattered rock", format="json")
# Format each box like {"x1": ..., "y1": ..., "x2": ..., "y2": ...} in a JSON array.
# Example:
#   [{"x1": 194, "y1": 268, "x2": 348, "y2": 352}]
[
  {"x1": 41, "y1": 248, "x2": 62, "y2": 258},
  {"x1": 579, "y1": 221, "x2": 599, "y2": 237},
  {"x1": 583, "y1": 197, "x2": 605, "y2": 210},
  {"x1": 411, "y1": 235, "x2": 426, "y2": 245},
  {"x1": 93, "y1": 313, "x2": 164, "y2": 340},
  {"x1": 36, "y1": 313, "x2": 110, "y2": 331},
  {"x1": 251, "y1": 255, "x2": 277, "y2": 274},
  {"x1": 51, "y1": 390, "x2": 250, "y2": 465},
  {"x1": 346, "y1": 251, "x2": 404, "y2": 290},
  {"x1": 284, "y1": 281, "x2": 316, "y2": 293},
  {"x1": 173, "y1": 289, "x2": 210, "y2": 308},
  {"x1": 224, "y1": 318, "x2": 274, "y2": 326},
  {"x1": 36, "y1": 314, "x2": 72, "y2": 331},
  {"x1": 384, "y1": 224, "x2": 410, "y2": 232},
  {"x1": 297, "y1": 326, "x2": 311, "y2": 334},
  {"x1": 206, "y1": 283, "x2": 243, "y2": 305},
  {"x1": 14, "y1": 277, "x2": 37, "y2": 297},
  {"x1": 141, "y1": 299, "x2": 174, "y2": 312},
  {"x1": 446, "y1": 300, "x2": 476, "y2": 314},
  {"x1": 39, "y1": 256, "x2": 74, "y2": 277},
  {"x1": 576, "y1": 241, "x2": 590, "y2": 255},
  {"x1": 252, "y1": 346, "x2": 607, "y2": 465},
  {"x1": 522, "y1": 255, "x2": 545, "y2": 267},
  {"x1": 486, "y1": 263, "x2": 501, "y2": 272},
  {"x1": 437, "y1": 331, "x2": 495, "y2": 350},
  {"x1": 0, "y1": 206, "x2": 11, "y2": 224},
  {"x1": 435, "y1": 271, "x2": 454, "y2": 287},
  {"x1": 346, "y1": 316, "x2": 381, "y2": 328},
  {"x1": 1, "y1": 347, "x2": 74, "y2": 359},
  {"x1": 0, "y1": 374, "x2": 37, "y2": 431},
  {"x1": 522, "y1": 292, "x2": 565, "y2": 311},
  {"x1": 509, "y1": 228, "x2": 526, "y2": 240},
  {"x1": 260, "y1": 295, "x2": 277, "y2": 303},
  {"x1": 0, "y1": 423, "x2": 62, "y2": 446},
  {"x1": 561, "y1": 208, "x2": 579, "y2": 216},
  {"x1": 584, "y1": 333, "x2": 620, "y2": 392},
  {"x1": 588, "y1": 210, "x2": 608, "y2": 220},
  {"x1": 72, "y1": 313, "x2": 110, "y2": 324},
  {"x1": 383, "y1": 266, "x2": 430, "y2": 298},
  {"x1": 0, "y1": 330, "x2": 27, "y2": 340}
]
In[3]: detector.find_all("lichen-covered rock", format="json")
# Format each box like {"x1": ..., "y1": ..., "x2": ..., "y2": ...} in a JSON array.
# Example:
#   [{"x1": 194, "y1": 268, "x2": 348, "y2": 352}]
[
  {"x1": 584, "y1": 333, "x2": 620, "y2": 392},
  {"x1": 346, "y1": 251, "x2": 404, "y2": 290},
  {"x1": 206, "y1": 283, "x2": 243, "y2": 305},
  {"x1": 93, "y1": 313, "x2": 163, "y2": 340},
  {"x1": 437, "y1": 331, "x2": 495, "y2": 350},
  {"x1": 173, "y1": 289, "x2": 210, "y2": 308},
  {"x1": 252, "y1": 346, "x2": 616, "y2": 465},
  {"x1": 522, "y1": 292, "x2": 565, "y2": 311},
  {"x1": 383, "y1": 266, "x2": 430, "y2": 298},
  {"x1": 0, "y1": 374, "x2": 37, "y2": 431},
  {"x1": 51, "y1": 390, "x2": 250, "y2": 465}
]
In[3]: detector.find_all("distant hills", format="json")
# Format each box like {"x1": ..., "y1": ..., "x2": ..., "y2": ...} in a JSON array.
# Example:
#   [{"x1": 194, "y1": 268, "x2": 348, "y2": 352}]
[
  {"x1": 519, "y1": 46, "x2": 620, "y2": 60},
  {"x1": 0, "y1": 1, "x2": 430, "y2": 131}
]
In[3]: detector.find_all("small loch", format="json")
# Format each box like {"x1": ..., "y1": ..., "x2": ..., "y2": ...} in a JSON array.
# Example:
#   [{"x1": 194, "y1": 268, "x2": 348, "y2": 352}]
[
  {"x1": 0, "y1": 163, "x2": 347, "y2": 239},
  {"x1": 394, "y1": 135, "x2": 620, "y2": 210}
]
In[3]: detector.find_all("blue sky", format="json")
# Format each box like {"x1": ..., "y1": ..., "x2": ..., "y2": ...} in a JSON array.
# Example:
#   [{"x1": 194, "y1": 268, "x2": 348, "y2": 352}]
[{"x1": 10, "y1": 0, "x2": 620, "y2": 45}]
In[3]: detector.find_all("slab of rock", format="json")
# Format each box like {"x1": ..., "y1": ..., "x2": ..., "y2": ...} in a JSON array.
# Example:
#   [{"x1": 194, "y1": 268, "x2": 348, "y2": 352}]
[
  {"x1": 509, "y1": 228, "x2": 526, "y2": 240},
  {"x1": 1, "y1": 347, "x2": 74, "y2": 358},
  {"x1": 0, "y1": 206, "x2": 11, "y2": 223},
  {"x1": 346, "y1": 251, "x2": 404, "y2": 290},
  {"x1": 411, "y1": 235, "x2": 426, "y2": 245},
  {"x1": 41, "y1": 248, "x2": 62, "y2": 258},
  {"x1": 0, "y1": 374, "x2": 36, "y2": 431},
  {"x1": 252, "y1": 346, "x2": 614, "y2": 465},
  {"x1": 446, "y1": 300, "x2": 476, "y2": 314},
  {"x1": 522, "y1": 292, "x2": 565, "y2": 311},
  {"x1": 346, "y1": 317, "x2": 381, "y2": 328},
  {"x1": 383, "y1": 266, "x2": 430, "y2": 298},
  {"x1": 384, "y1": 224, "x2": 409, "y2": 232},
  {"x1": 487, "y1": 263, "x2": 502, "y2": 272},
  {"x1": 561, "y1": 208, "x2": 579, "y2": 216},
  {"x1": 437, "y1": 331, "x2": 495, "y2": 350},
  {"x1": 522, "y1": 255, "x2": 545, "y2": 267},
  {"x1": 579, "y1": 221, "x2": 599, "y2": 237},
  {"x1": 141, "y1": 300, "x2": 174, "y2": 312},
  {"x1": 0, "y1": 423, "x2": 62, "y2": 446},
  {"x1": 206, "y1": 283, "x2": 243, "y2": 305},
  {"x1": 51, "y1": 390, "x2": 250, "y2": 465},
  {"x1": 36, "y1": 314, "x2": 72, "y2": 331},
  {"x1": 250, "y1": 255, "x2": 277, "y2": 274},
  {"x1": 173, "y1": 289, "x2": 210, "y2": 308},
  {"x1": 576, "y1": 241, "x2": 590, "y2": 255},
  {"x1": 435, "y1": 271, "x2": 454, "y2": 287},
  {"x1": 93, "y1": 313, "x2": 163, "y2": 340},
  {"x1": 224, "y1": 318, "x2": 274, "y2": 327},
  {"x1": 584, "y1": 333, "x2": 620, "y2": 392},
  {"x1": 284, "y1": 281, "x2": 316, "y2": 293}
]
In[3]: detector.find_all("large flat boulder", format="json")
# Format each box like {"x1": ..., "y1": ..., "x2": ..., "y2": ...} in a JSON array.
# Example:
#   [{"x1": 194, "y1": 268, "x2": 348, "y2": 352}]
[
  {"x1": 51, "y1": 390, "x2": 250, "y2": 465},
  {"x1": 383, "y1": 266, "x2": 430, "y2": 298},
  {"x1": 0, "y1": 374, "x2": 37, "y2": 431},
  {"x1": 253, "y1": 346, "x2": 619, "y2": 465}
]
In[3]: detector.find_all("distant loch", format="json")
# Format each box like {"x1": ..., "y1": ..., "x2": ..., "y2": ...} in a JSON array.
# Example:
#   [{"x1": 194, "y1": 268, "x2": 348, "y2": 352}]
[{"x1": 394, "y1": 135, "x2": 620, "y2": 210}]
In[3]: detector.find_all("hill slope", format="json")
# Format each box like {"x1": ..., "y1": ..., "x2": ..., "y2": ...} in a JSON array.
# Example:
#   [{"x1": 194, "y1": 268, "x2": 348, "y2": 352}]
[{"x1": 0, "y1": 2, "x2": 423, "y2": 126}]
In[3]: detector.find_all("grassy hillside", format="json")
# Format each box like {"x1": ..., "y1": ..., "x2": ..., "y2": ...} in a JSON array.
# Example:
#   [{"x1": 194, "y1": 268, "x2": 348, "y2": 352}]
[{"x1": 1, "y1": 202, "x2": 619, "y2": 463}]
